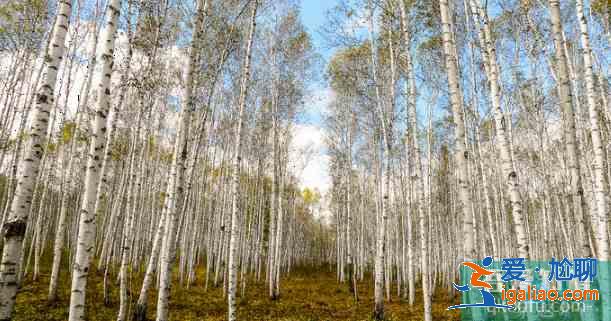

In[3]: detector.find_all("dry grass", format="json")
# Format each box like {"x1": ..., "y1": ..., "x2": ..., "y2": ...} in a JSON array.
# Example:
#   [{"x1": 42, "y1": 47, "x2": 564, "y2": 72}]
[{"x1": 15, "y1": 260, "x2": 460, "y2": 321}]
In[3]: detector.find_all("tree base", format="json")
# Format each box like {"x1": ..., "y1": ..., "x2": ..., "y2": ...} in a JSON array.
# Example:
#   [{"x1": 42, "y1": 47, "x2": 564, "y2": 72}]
[
  {"x1": 373, "y1": 305, "x2": 384, "y2": 321},
  {"x1": 133, "y1": 303, "x2": 147, "y2": 321}
]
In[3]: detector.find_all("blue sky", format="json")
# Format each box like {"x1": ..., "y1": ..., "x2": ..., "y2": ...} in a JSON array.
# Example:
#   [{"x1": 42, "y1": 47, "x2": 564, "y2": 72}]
[
  {"x1": 300, "y1": 0, "x2": 336, "y2": 62},
  {"x1": 288, "y1": 0, "x2": 339, "y2": 196},
  {"x1": 299, "y1": 0, "x2": 337, "y2": 125}
]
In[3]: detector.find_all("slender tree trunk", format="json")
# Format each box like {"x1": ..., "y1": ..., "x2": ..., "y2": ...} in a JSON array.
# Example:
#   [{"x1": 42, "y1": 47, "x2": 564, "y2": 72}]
[
  {"x1": 439, "y1": 0, "x2": 475, "y2": 263},
  {"x1": 48, "y1": 13, "x2": 101, "y2": 301},
  {"x1": 346, "y1": 114, "x2": 357, "y2": 300},
  {"x1": 118, "y1": 106, "x2": 146, "y2": 321},
  {"x1": 269, "y1": 58, "x2": 280, "y2": 299},
  {"x1": 574, "y1": 0, "x2": 609, "y2": 259},
  {"x1": 367, "y1": 2, "x2": 392, "y2": 319},
  {"x1": 228, "y1": 3, "x2": 257, "y2": 320},
  {"x1": 133, "y1": 207, "x2": 165, "y2": 321},
  {"x1": 468, "y1": 0, "x2": 529, "y2": 259},
  {"x1": 398, "y1": 2, "x2": 431, "y2": 318},
  {"x1": 0, "y1": 1, "x2": 73, "y2": 319},
  {"x1": 548, "y1": 0, "x2": 591, "y2": 258},
  {"x1": 154, "y1": 1, "x2": 206, "y2": 318},
  {"x1": 574, "y1": 1, "x2": 610, "y2": 319},
  {"x1": 68, "y1": 1, "x2": 121, "y2": 320}
]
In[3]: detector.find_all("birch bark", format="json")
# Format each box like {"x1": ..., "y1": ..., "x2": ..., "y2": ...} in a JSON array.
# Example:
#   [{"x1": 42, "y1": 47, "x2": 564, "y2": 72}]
[
  {"x1": 0, "y1": 1, "x2": 73, "y2": 319},
  {"x1": 155, "y1": 0, "x2": 206, "y2": 318},
  {"x1": 367, "y1": 2, "x2": 391, "y2": 319},
  {"x1": 548, "y1": 0, "x2": 591, "y2": 257},
  {"x1": 228, "y1": 3, "x2": 257, "y2": 320},
  {"x1": 467, "y1": 0, "x2": 529, "y2": 259},
  {"x1": 439, "y1": 0, "x2": 475, "y2": 262},
  {"x1": 68, "y1": 1, "x2": 121, "y2": 320},
  {"x1": 574, "y1": 0, "x2": 609, "y2": 260},
  {"x1": 573, "y1": 1, "x2": 610, "y2": 319}
]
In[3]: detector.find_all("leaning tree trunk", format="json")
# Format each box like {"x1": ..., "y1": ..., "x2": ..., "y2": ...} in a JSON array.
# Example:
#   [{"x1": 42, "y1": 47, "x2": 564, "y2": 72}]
[
  {"x1": 133, "y1": 207, "x2": 165, "y2": 320},
  {"x1": 227, "y1": 3, "x2": 257, "y2": 321},
  {"x1": 574, "y1": 0, "x2": 610, "y2": 319},
  {"x1": 154, "y1": 2, "x2": 207, "y2": 320},
  {"x1": 0, "y1": 1, "x2": 73, "y2": 319},
  {"x1": 48, "y1": 14, "x2": 101, "y2": 302},
  {"x1": 468, "y1": 0, "x2": 529, "y2": 259},
  {"x1": 68, "y1": 1, "x2": 121, "y2": 320},
  {"x1": 574, "y1": 0, "x2": 610, "y2": 259}
]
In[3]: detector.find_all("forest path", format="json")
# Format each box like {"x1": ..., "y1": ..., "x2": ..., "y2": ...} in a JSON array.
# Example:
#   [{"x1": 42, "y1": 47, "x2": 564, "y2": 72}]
[{"x1": 15, "y1": 261, "x2": 459, "y2": 320}]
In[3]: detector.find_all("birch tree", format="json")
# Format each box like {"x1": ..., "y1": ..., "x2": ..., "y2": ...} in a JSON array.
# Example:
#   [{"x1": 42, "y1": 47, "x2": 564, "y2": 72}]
[
  {"x1": 154, "y1": 1, "x2": 209, "y2": 320},
  {"x1": 467, "y1": 0, "x2": 529, "y2": 259},
  {"x1": 367, "y1": 2, "x2": 392, "y2": 319},
  {"x1": 574, "y1": 0, "x2": 610, "y2": 318},
  {"x1": 0, "y1": 1, "x2": 609, "y2": 321},
  {"x1": 227, "y1": 2, "x2": 258, "y2": 320},
  {"x1": 547, "y1": 0, "x2": 591, "y2": 258},
  {"x1": 0, "y1": 1, "x2": 73, "y2": 319},
  {"x1": 68, "y1": 1, "x2": 122, "y2": 320},
  {"x1": 397, "y1": 2, "x2": 431, "y2": 319},
  {"x1": 573, "y1": 0, "x2": 609, "y2": 259},
  {"x1": 439, "y1": 0, "x2": 475, "y2": 261}
]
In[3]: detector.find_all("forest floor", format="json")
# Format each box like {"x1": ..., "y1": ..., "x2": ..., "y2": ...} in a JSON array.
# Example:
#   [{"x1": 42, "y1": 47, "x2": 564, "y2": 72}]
[{"x1": 15, "y1": 260, "x2": 460, "y2": 321}]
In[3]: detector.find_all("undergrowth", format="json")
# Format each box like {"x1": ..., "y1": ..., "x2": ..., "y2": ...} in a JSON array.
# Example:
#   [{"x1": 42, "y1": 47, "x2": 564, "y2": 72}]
[{"x1": 15, "y1": 257, "x2": 460, "y2": 320}]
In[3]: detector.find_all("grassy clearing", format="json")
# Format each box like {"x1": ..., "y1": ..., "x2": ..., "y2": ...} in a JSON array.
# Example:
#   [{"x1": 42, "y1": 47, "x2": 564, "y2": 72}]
[{"x1": 15, "y1": 261, "x2": 460, "y2": 320}]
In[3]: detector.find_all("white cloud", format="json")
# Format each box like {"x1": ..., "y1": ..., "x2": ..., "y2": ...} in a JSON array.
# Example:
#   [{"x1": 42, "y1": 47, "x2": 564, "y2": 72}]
[
  {"x1": 292, "y1": 123, "x2": 325, "y2": 150},
  {"x1": 301, "y1": 154, "x2": 331, "y2": 191},
  {"x1": 289, "y1": 124, "x2": 331, "y2": 195}
]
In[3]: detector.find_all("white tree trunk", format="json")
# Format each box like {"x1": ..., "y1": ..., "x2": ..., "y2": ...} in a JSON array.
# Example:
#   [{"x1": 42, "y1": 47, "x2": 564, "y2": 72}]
[
  {"x1": 0, "y1": 1, "x2": 73, "y2": 319},
  {"x1": 574, "y1": 0, "x2": 609, "y2": 260},
  {"x1": 134, "y1": 208, "x2": 166, "y2": 320},
  {"x1": 68, "y1": 1, "x2": 121, "y2": 320},
  {"x1": 548, "y1": 0, "x2": 591, "y2": 258},
  {"x1": 468, "y1": 0, "x2": 529, "y2": 259},
  {"x1": 439, "y1": 0, "x2": 475, "y2": 261},
  {"x1": 269, "y1": 65, "x2": 280, "y2": 298},
  {"x1": 228, "y1": 3, "x2": 257, "y2": 320},
  {"x1": 398, "y1": 2, "x2": 431, "y2": 319},
  {"x1": 367, "y1": 2, "x2": 391, "y2": 319},
  {"x1": 118, "y1": 111, "x2": 145, "y2": 321},
  {"x1": 574, "y1": 0, "x2": 610, "y2": 319},
  {"x1": 48, "y1": 15, "x2": 100, "y2": 302},
  {"x1": 155, "y1": 2, "x2": 206, "y2": 320}
]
